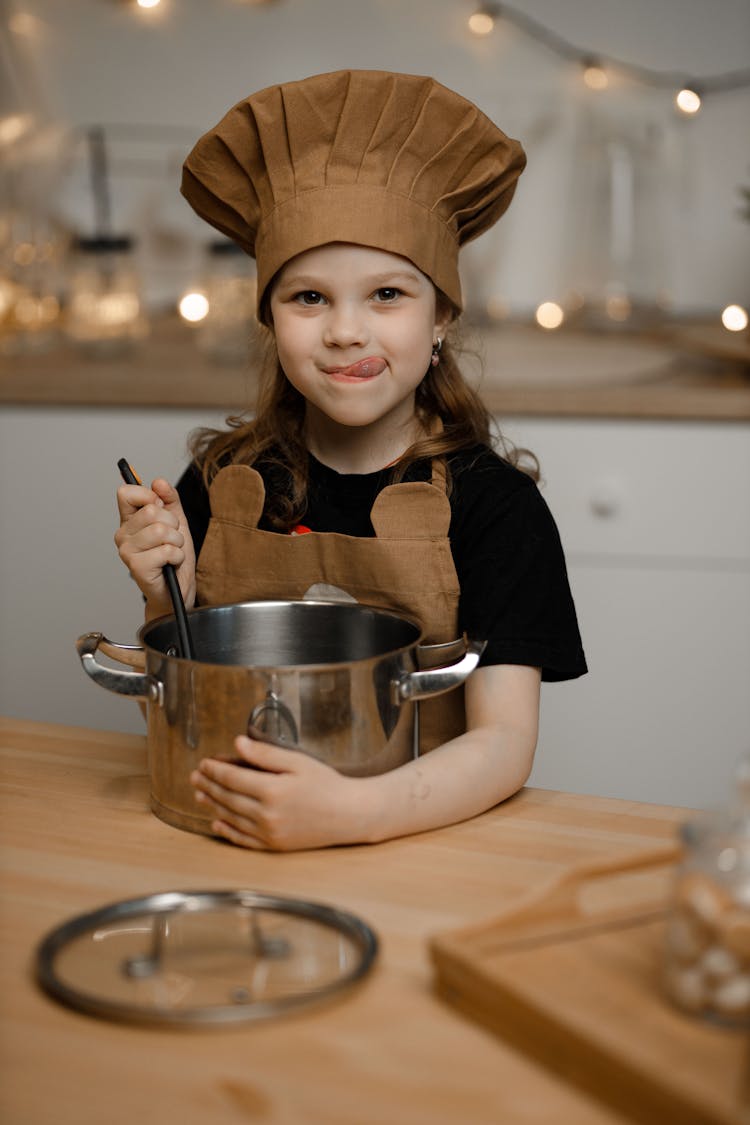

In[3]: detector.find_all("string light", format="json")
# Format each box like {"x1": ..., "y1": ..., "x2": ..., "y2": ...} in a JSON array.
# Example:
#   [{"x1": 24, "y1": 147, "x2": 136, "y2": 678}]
[
  {"x1": 178, "y1": 292, "x2": 209, "y2": 322},
  {"x1": 675, "y1": 88, "x2": 702, "y2": 115},
  {"x1": 468, "y1": 6, "x2": 498, "y2": 36},
  {"x1": 721, "y1": 305, "x2": 748, "y2": 333},
  {"x1": 582, "y1": 59, "x2": 609, "y2": 91},
  {"x1": 535, "y1": 302, "x2": 565, "y2": 330},
  {"x1": 466, "y1": 2, "x2": 750, "y2": 107}
]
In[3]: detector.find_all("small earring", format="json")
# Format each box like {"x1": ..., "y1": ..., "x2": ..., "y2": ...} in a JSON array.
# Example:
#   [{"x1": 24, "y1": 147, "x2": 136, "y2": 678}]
[{"x1": 431, "y1": 337, "x2": 443, "y2": 367}]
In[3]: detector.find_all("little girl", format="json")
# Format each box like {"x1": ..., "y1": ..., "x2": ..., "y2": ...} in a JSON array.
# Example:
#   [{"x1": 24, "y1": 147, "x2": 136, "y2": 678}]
[{"x1": 115, "y1": 69, "x2": 586, "y2": 851}]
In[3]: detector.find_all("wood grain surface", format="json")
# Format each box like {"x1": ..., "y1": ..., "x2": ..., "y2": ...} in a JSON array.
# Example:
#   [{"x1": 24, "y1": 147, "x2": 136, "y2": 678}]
[{"x1": 1, "y1": 717, "x2": 693, "y2": 1125}]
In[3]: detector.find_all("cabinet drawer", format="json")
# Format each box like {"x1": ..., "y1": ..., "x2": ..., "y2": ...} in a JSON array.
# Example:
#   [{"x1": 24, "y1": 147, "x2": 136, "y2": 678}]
[{"x1": 499, "y1": 418, "x2": 750, "y2": 562}]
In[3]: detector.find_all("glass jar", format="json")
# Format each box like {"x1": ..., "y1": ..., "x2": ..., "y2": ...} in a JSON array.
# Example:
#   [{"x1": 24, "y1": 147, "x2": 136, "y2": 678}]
[
  {"x1": 197, "y1": 239, "x2": 260, "y2": 365},
  {"x1": 65, "y1": 235, "x2": 147, "y2": 357},
  {"x1": 664, "y1": 758, "x2": 750, "y2": 1027}
]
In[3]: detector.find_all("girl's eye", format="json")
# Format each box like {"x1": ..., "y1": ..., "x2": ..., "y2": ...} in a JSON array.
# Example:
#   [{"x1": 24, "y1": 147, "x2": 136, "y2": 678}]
[
  {"x1": 294, "y1": 291, "x2": 325, "y2": 306},
  {"x1": 374, "y1": 287, "x2": 402, "y2": 303}
]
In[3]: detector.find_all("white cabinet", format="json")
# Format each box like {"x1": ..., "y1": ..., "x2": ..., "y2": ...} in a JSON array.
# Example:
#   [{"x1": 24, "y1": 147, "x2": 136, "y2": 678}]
[{"x1": 499, "y1": 417, "x2": 750, "y2": 809}]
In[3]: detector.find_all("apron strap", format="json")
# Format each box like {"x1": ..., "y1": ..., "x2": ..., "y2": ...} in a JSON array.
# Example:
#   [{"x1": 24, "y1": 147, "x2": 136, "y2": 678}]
[{"x1": 430, "y1": 456, "x2": 447, "y2": 490}]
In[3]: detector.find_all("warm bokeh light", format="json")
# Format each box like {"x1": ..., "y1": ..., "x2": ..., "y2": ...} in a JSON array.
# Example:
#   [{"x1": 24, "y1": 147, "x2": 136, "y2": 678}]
[
  {"x1": 71, "y1": 292, "x2": 140, "y2": 327},
  {"x1": 179, "y1": 292, "x2": 209, "y2": 322},
  {"x1": 0, "y1": 113, "x2": 34, "y2": 146},
  {"x1": 468, "y1": 10, "x2": 495, "y2": 36},
  {"x1": 136, "y1": 0, "x2": 162, "y2": 8},
  {"x1": 8, "y1": 12, "x2": 41, "y2": 35},
  {"x1": 721, "y1": 304, "x2": 748, "y2": 332},
  {"x1": 535, "y1": 302, "x2": 565, "y2": 330},
  {"x1": 583, "y1": 64, "x2": 608, "y2": 90},
  {"x1": 605, "y1": 294, "x2": 632, "y2": 322},
  {"x1": 675, "y1": 88, "x2": 701, "y2": 115},
  {"x1": 14, "y1": 294, "x2": 60, "y2": 328},
  {"x1": 0, "y1": 279, "x2": 17, "y2": 320},
  {"x1": 12, "y1": 242, "x2": 37, "y2": 267},
  {"x1": 485, "y1": 295, "x2": 509, "y2": 321}
]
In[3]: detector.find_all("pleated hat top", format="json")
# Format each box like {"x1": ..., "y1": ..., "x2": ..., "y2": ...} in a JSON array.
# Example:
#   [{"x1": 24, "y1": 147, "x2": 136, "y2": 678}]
[{"x1": 180, "y1": 69, "x2": 526, "y2": 319}]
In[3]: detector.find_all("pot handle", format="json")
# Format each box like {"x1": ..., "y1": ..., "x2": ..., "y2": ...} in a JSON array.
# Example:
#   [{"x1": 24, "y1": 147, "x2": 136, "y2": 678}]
[
  {"x1": 392, "y1": 638, "x2": 486, "y2": 703},
  {"x1": 76, "y1": 632, "x2": 163, "y2": 705}
]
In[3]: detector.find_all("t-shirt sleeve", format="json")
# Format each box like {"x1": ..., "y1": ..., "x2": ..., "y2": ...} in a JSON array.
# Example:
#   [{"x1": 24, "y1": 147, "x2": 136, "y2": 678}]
[{"x1": 452, "y1": 462, "x2": 587, "y2": 682}]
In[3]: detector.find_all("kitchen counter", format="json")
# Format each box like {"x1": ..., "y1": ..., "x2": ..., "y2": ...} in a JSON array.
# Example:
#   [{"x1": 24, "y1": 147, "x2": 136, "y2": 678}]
[
  {"x1": 0, "y1": 716, "x2": 710, "y2": 1125},
  {"x1": 1, "y1": 317, "x2": 748, "y2": 420}
]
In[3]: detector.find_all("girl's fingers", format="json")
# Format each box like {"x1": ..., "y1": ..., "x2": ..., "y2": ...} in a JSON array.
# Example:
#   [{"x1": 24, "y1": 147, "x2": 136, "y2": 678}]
[
  {"x1": 122, "y1": 521, "x2": 184, "y2": 553},
  {"x1": 194, "y1": 786, "x2": 268, "y2": 848},
  {"x1": 116, "y1": 483, "x2": 162, "y2": 520},
  {"x1": 151, "y1": 477, "x2": 182, "y2": 506},
  {"x1": 233, "y1": 735, "x2": 300, "y2": 773},
  {"x1": 117, "y1": 535, "x2": 185, "y2": 582},
  {"x1": 116, "y1": 503, "x2": 180, "y2": 541},
  {"x1": 191, "y1": 768, "x2": 265, "y2": 817},
  {"x1": 211, "y1": 819, "x2": 267, "y2": 850}
]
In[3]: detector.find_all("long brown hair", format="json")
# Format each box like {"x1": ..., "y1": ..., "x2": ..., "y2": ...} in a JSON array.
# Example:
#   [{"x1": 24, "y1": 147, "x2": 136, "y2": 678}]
[{"x1": 190, "y1": 316, "x2": 538, "y2": 532}]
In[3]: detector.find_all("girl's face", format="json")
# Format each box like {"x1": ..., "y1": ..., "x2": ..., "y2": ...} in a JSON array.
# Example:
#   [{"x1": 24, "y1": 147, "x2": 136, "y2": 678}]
[{"x1": 269, "y1": 243, "x2": 450, "y2": 450}]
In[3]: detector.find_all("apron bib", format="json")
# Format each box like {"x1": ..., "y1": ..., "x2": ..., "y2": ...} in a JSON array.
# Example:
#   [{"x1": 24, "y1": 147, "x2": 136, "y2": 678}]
[{"x1": 195, "y1": 460, "x2": 465, "y2": 752}]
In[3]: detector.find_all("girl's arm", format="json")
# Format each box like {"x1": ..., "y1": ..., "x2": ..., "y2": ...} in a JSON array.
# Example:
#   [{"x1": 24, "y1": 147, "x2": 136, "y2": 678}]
[
  {"x1": 364, "y1": 662, "x2": 540, "y2": 841},
  {"x1": 191, "y1": 663, "x2": 540, "y2": 850}
]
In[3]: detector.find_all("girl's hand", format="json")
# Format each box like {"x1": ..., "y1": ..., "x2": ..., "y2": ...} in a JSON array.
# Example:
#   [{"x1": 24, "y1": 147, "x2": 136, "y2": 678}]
[
  {"x1": 190, "y1": 736, "x2": 376, "y2": 851},
  {"x1": 115, "y1": 477, "x2": 196, "y2": 619}
]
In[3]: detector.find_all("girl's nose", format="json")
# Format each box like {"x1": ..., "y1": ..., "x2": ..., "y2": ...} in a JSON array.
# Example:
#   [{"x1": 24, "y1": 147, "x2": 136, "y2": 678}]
[{"x1": 322, "y1": 303, "x2": 369, "y2": 348}]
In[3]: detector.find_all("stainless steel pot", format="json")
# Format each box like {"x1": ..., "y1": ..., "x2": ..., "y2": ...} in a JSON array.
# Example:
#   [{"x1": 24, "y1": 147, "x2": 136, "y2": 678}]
[{"x1": 76, "y1": 600, "x2": 484, "y2": 836}]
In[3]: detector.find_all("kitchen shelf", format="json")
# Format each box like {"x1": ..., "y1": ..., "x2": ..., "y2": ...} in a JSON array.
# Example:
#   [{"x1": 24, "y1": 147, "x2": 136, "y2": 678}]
[{"x1": 1, "y1": 316, "x2": 748, "y2": 420}]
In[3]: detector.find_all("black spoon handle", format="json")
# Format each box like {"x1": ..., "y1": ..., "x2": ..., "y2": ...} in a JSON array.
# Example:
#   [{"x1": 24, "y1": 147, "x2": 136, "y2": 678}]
[{"x1": 117, "y1": 458, "x2": 196, "y2": 661}]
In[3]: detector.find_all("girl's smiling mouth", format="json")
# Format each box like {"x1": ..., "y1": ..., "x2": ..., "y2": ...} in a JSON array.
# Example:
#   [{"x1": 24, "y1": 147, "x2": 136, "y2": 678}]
[{"x1": 324, "y1": 357, "x2": 387, "y2": 380}]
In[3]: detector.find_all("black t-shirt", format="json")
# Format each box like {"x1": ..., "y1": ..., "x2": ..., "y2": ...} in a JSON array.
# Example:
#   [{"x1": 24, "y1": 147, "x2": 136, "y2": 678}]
[{"x1": 177, "y1": 445, "x2": 587, "y2": 682}]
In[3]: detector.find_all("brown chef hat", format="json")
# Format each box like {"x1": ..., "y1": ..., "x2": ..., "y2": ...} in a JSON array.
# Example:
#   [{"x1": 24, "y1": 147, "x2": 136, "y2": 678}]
[{"x1": 181, "y1": 69, "x2": 526, "y2": 319}]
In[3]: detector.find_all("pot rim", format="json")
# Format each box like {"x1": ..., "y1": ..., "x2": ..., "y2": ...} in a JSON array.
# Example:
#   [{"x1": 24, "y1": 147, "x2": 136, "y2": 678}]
[{"x1": 137, "y1": 598, "x2": 426, "y2": 671}]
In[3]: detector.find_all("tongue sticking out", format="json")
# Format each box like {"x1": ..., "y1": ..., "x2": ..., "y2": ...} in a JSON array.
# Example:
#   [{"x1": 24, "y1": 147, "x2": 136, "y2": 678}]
[{"x1": 338, "y1": 357, "x2": 387, "y2": 379}]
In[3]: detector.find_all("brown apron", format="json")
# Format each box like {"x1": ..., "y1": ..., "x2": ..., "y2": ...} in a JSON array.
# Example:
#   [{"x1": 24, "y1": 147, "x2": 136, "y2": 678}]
[{"x1": 195, "y1": 460, "x2": 465, "y2": 752}]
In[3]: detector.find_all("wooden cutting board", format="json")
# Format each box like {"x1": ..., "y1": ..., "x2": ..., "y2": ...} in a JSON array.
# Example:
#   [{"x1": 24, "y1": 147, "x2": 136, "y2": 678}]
[{"x1": 429, "y1": 848, "x2": 748, "y2": 1125}]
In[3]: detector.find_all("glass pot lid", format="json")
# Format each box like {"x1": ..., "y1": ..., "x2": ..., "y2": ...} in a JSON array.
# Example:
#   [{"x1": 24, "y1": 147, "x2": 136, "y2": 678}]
[{"x1": 36, "y1": 889, "x2": 378, "y2": 1027}]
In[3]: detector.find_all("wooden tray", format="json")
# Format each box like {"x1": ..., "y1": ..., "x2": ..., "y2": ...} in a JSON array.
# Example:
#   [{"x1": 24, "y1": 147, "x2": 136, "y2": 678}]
[{"x1": 430, "y1": 848, "x2": 749, "y2": 1125}]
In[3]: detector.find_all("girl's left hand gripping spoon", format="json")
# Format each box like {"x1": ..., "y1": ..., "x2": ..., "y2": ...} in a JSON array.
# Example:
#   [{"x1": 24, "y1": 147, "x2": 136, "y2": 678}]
[{"x1": 117, "y1": 458, "x2": 196, "y2": 661}]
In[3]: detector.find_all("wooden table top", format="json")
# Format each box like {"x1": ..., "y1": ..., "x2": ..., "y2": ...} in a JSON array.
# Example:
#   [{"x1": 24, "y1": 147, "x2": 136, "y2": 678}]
[{"x1": 0, "y1": 717, "x2": 690, "y2": 1125}]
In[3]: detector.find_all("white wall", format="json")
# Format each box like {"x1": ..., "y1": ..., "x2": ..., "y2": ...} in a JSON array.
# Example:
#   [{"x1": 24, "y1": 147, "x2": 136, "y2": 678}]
[{"x1": 4, "y1": 0, "x2": 750, "y2": 314}]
